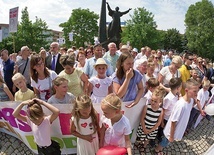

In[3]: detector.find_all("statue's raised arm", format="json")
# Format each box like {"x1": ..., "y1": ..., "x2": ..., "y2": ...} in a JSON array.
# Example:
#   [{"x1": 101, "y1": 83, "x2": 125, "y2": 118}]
[
  {"x1": 106, "y1": 2, "x2": 131, "y2": 42},
  {"x1": 106, "y1": 2, "x2": 114, "y2": 16},
  {"x1": 120, "y1": 8, "x2": 132, "y2": 16}
]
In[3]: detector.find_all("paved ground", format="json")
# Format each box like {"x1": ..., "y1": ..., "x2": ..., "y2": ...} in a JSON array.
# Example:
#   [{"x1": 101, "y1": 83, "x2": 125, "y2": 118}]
[{"x1": 0, "y1": 117, "x2": 214, "y2": 155}]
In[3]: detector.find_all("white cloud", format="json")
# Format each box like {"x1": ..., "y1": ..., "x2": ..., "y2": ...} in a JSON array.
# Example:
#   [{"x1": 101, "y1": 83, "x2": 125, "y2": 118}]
[{"x1": 0, "y1": 0, "x2": 213, "y2": 34}]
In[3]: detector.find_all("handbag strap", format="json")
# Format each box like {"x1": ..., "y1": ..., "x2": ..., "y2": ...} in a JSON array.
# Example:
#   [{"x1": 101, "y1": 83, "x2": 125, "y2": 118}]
[{"x1": 22, "y1": 58, "x2": 29, "y2": 75}]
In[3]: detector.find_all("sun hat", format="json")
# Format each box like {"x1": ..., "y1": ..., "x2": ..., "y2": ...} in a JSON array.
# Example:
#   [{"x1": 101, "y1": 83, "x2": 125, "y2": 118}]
[
  {"x1": 132, "y1": 48, "x2": 138, "y2": 53},
  {"x1": 94, "y1": 58, "x2": 108, "y2": 68},
  {"x1": 120, "y1": 45, "x2": 128, "y2": 50}
]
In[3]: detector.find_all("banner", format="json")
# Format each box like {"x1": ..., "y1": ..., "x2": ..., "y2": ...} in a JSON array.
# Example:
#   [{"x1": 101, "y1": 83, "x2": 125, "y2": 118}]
[
  {"x1": 9, "y1": 7, "x2": 19, "y2": 33},
  {"x1": 0, "y1": 98, "x2": 146, "y2": 154}
]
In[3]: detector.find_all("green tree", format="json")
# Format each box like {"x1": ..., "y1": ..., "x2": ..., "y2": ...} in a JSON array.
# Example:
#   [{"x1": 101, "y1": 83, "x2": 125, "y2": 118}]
[
  {"x1": 60, "y1": 8, "x2": 99, "y2": 48},
  {"x1": 0, "y1": 7, "x2": 50, "y2": 53},
  {"x1": 185, "y1": 0, "x2": 214, "y2": 60},
  {"x1": 163, "y1": 28, "x2": 182, "y2": 52},
  {"x1": 121, "y1": 7, "x2": 161, "y2": 50}
]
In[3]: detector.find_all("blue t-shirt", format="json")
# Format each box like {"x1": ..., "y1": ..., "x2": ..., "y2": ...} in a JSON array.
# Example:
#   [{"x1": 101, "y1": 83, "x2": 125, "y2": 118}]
[
  {"x1": 113, "y1": 70, "x2": 142, "y2": 102},
  {"x1": 164, "y1": 58, "x2": 172, "y2": 67}
]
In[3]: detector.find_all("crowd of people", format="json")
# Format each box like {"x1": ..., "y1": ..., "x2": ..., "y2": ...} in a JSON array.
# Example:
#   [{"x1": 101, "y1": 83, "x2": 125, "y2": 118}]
[{"x1": 1, "y1": 41, "x2": 214, "y2": 155}]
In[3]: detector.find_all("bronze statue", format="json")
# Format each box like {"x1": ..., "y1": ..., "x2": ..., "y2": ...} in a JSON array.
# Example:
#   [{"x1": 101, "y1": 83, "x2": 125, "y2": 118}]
[{"x1": 106, "y1": 2, "x2": 131, "y2": 41}]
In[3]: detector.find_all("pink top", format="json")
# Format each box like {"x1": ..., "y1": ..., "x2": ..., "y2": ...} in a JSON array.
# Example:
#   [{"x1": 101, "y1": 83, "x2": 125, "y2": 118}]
[{"x1": 27, "y1": 115, "x2": 51, "y2": 146}]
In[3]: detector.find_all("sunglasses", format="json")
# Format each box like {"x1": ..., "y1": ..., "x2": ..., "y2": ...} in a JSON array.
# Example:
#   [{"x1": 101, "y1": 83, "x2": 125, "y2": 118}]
[{"x1": 188, "y1": 58, "x2": 193, "y2": 61}]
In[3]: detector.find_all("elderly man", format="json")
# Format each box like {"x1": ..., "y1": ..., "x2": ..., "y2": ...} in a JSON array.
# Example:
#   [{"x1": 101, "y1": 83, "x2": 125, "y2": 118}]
[
  {"x1": 45, "y1": 42, "x2": 64, "y2": 74},
  {"x1": 0, "y1": 49, "x2": 14, "y2": 94},
  {"x1": 103, "y1": 42, "x2": 119, "y2": 71},
  {"x1": 14, "y1": 46, "x2": 32, "y2": 90},
  {"x1": 135, "y1": 47, "x2": 146, "y2": 60}
]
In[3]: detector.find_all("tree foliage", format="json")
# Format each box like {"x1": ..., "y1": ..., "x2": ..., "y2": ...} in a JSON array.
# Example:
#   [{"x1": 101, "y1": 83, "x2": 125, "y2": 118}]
[
  {"x1": 0, "y1": 7, "x2": 50, "y2": 53},
  {"x1": 163, "y1": 28, "x2": 183, "y2": 52},
  {"x1": 185, "y1": 0, "x2": 214, "y2": 60},
  {"x1": 121, "y1": 7, "x2": 161, "y2": 50},
  {"x1": 60, "y1": 8, "x2": 99, "y2": 48}
]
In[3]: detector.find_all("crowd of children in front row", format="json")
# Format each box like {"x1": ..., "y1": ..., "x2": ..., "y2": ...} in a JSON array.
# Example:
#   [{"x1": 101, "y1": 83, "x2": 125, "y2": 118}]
[
  {"x1": 0, "y1": 54, "x2": 212, "y2": 155},
  {"x1": 5, "y1": 70, "x2": 210, "y2": 155}
]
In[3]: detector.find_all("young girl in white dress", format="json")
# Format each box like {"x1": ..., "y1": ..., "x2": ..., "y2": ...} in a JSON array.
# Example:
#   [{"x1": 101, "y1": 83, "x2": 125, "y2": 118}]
[
  {"x1": 99, "y1": 93, "x2": 132, "y2": 155},
  {"x1": 88, "y1": 58, "x2": 113, "y2": 104},
  {"x1": 70, "y1": 95, "x2": 100, "y2": 155}
]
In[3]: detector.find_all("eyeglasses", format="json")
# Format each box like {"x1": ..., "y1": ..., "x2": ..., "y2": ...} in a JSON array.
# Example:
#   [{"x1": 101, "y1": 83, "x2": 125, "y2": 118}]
[
  {"x1": 188, "y1": 58, "x2": 193, "y2": 61},
  {"x1": 198, "y1": 61, "x2": 203, "y2": 64}
]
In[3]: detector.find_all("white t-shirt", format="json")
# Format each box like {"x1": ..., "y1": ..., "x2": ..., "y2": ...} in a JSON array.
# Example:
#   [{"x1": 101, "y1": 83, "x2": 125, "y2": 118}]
[
  {"x1": 144, "y1": 90, "x2": 152, "y2": 105},
  {"x1": 163, "y1": 91, "x2": 179, "y2": 120},
  {"x1": 27, "y1": 116, "x2": 51, "y2": 146},
  {"x1": 194, "y1": 88, "x2": 209, "y2": 110},
  {"x1": 163, "y1": 97, "x2": 193, "y2": 140},
  {"x1": 101, "y1": 115, "x2": 131, "y2": 147},
  {"x1": 159, "y1": 66, "x2": 181, "y2": 86},
  {"x1": 89, "y1": 76, "x2": 112, "y2": 104},
  {"x1": 31, "y1": 70, "x2": 57, "y2": 101}
]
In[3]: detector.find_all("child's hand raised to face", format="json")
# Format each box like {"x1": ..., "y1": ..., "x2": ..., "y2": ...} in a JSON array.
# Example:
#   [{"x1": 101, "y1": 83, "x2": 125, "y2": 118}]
[{"x1": 126, "y1": 68, "x2": 134, "y2": 80}]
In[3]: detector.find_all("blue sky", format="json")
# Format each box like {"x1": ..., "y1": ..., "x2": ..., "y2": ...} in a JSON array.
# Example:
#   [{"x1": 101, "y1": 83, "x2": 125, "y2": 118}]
[{"x1": 0, "y1": 0, "x2": 213, "y2": 34}]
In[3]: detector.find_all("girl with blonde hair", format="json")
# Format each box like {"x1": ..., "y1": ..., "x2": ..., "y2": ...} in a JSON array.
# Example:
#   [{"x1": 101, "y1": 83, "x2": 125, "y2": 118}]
[{"x1": 70, "y1": 95, "x2": 100, "y2": 155}]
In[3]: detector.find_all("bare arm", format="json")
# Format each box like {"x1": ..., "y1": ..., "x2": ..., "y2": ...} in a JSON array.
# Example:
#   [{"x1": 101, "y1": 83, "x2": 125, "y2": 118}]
[
  {"x1": 4, "y1": 84, "x2": 14, "y2": 101},
  {"x1": 169, "y1": 121, "x2": 176, "y2": 142},
  {"x1": 161, "y1": 109, "x2": 166, "y2": 127},
  {"x1": 158, "y1": 73, "x2": 170, "y2": 92},
  {"x1": 140, "y1": 105, "x2": 149, "y2": 134},
  {"x1": 12, "y1": 100, "x2": 30, "y2": 122},
  {"x1": 108, "y1": 83, "x2": 113, "y2": 94},
  {"x1": 125, "y1": 135, "x2": 132, "y2": 155},
  {"x1": 70, "y1": 119, "x2": 95, "y2": 143},
  {"x1": 33, "y1": 87, "x2": 40, "y2": 98},
  {"x1": 196, "y1": 99, "x2": 205, "y2": 116},
  {"x1": 126, "y1": 79, "x2": 144, "y2": 108},
  {"x1": 88, "y1": 82, "x2": 93, "y2": 96},
  {"x1": 34, "y1": 98, "x2": 60, "y2": 124},
  {"x1": 80, "y1": 72, "x2": 89, "y2": 95},
  {"x1": 113, "y1": 68, "x2": 134, "y2": 98},
  {"x1": 99, "y1": 124, "x2": 106, "y2": 148}
]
